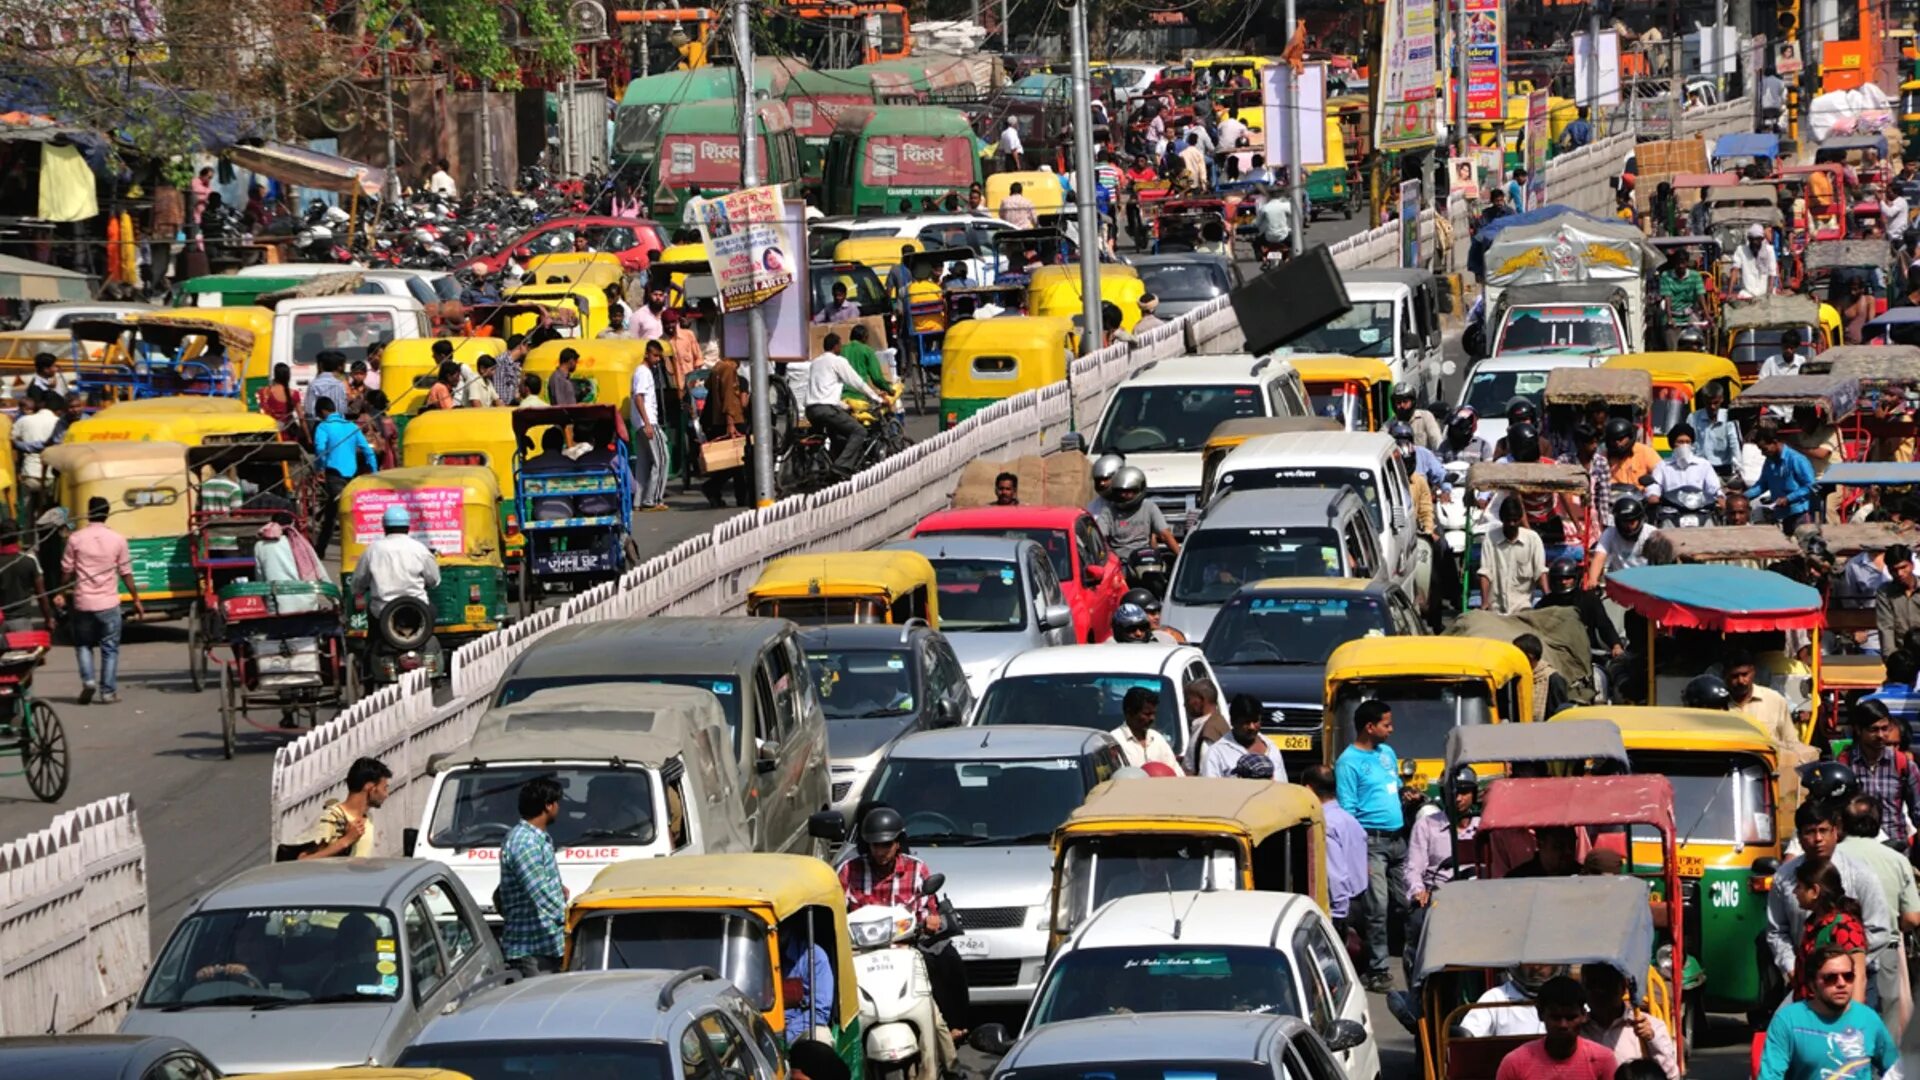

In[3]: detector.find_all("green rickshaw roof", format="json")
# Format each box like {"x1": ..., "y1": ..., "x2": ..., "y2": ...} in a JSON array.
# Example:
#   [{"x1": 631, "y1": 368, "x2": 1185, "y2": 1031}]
[{"x1": 177, "y1": 275, "x2": 301, "y2": 295}]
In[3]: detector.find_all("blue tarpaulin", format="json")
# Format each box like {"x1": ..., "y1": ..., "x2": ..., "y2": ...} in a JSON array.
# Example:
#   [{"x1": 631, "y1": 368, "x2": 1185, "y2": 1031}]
[
  {"x1": 1713, "y1": 133, "x2": 1781, "y2": 162},
  {"x1": 0, "y1": 68, "x2": 253, "y2": 170}
]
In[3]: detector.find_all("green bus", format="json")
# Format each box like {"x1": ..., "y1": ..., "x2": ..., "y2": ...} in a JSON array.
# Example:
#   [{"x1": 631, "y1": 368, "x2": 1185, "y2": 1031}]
[
  {"x1": 611, "y1": 59, "x2": 808, "y2": 173},
  {"x1": 822, "y1": 105, "x2": 982, "y2": 218},
  {"x1": 649, "y1": 99, "x2": 804, "y2": 224}
]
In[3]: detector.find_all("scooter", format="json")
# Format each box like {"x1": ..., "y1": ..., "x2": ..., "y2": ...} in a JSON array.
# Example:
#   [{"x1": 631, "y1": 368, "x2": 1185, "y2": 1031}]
[
  {"x1": 1651, "y1": 486, "x2": 1717, "y2": 530},
  {"x1": 362, "y1": 594, "x2": 445, "y2": 686},
  {"x1": 849, "y1": 873, "x2": 956, "y2": 1080}
]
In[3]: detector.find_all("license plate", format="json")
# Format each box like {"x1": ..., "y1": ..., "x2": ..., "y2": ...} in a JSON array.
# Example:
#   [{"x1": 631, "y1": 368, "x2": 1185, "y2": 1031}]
[
  {"x1": 463, "y1": 603, "x2": 489, "y2": 623},
  {"x1": 536, "y1": 550, "x2": 612, "y2": 575},
  {"x1": 1276, "y1": 735, "x2": 1315, "y2": 751},
  {"x1": 1677, "y1": 854, "x2": 1704, "y2": 878},
  {"x1": 951, "y1": 935, "x2": 989, "y2": 959}
]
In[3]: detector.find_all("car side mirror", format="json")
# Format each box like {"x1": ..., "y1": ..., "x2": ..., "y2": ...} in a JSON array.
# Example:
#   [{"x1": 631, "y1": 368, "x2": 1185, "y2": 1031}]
[
  {"x1": 808, "y1": 810, "x2": 847, "y2": 844},
  {"x1": 1042, "y1": 604, "x2": 1073, "y2": 630},
  {"x1": 403, "y1": 827, "x2": 419, "y2": 858},
  {"x1": 1325, "y1": 1018, "x2": 1368, "y2": 1052},
  {"x1": 970, "y1": 1023, "x2": 1016, "y2": 1056},
  {"x1": 1059, "y1": 432, "x2": 1087, "y2": 453},
  {"x1": 756, "y1": 748, "x2": 781, "y2": 775}
]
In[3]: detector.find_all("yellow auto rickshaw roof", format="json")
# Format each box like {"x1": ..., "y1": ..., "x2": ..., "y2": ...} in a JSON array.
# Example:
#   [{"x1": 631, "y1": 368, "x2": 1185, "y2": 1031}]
[
  {"x1": 1552, "y1": 705, "x2": 1778, "y2": 752},
  {"x1": 1821, "y1": 654, "x2": 1886, "y2": 689},
  {"x1": 751, "y1": 551, "x2": 936, "y2": 600},
  {"x1": 76, "y1": 395, "x2": 246, "y2": 416},
  {"x1": 1026, "y1": 264, "x2": 1140, "y2": 288},
  {"x1": 833, "y1": 237, "x2": 922, "y2": 267},
  {"x1": 574, "y1": 853, "x2": 846, "y2": 914},
  {"x1": 1290, "y1": 356, "x2": 1396, "y2": 384},
  {"x1": 144, "y1": 305, "x2": 274, "y2": 337},
  {"x1": 986, "y1": 171, "x2": 1067, "y2": 213},
  {"x1": 341, "y1": 464, "x2": 501, "y2": 500},
  {"x1": 657, "y1": 241, "x2": 709, "y2": 264},
  {"x1": 1204, "y1": 416, "x2": 1342, "y2": 452},
  {"x1": 525, "y1": 252, "x2": 626, "y2": 282},
  {"x1": 525, "y1": 338, "x2": 655, "y2": 370},
  {"x1": 1602, "y1": 352, "x2": 1742, "y2": 385},
  {"x1": 66, "y1": 402, "x2": 281, "y2": 445},
  {"x1": 42, "y1": 440, "x2": 189, "y2": 482},
  {"x1": 383, "y1": 337, "x2": 507, "y2": 365},
  {"x1": 1062, "y1": 776, "x2": 1322, "y2": 837},
  {"x1": 942, "y1": 315, "x2": 1078, "y2": 355},
  {"x1": 400, "y1": 405, "x2": 522, "y2": 448},
  {"x1": 1325, "y1": 635, "x2": 1531, "y2": 682}
]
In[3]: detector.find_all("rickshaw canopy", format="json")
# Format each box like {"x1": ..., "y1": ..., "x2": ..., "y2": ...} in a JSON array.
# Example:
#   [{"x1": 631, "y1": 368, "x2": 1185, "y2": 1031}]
[
  {"x1": 1804, "y1": 240, "x2": 1893, "y2": 274},
  {"x1": 1816, "y1": 461, "x2": 1920, "y2": 487},
  {"x1": 1819, "y1": 134, "x2": 1889, "y2": 156},
  {"x1": 1291, "y1": 356, "x2": 1395, "y2": 385},
  {"x1": 1607, "y1": 564, "x2": 1825, "y2": 631},
  {"x1": 1323, "y1": 635, "x2": 1532, "y2": 683},
  {"x1": 1733, "y1": 373, "x2": 1859, "y2": 419},
  {"x1": 523, "y1": 344, "x2": 653, "y2": 410},
  {"x1": 1443, "y1": 719, "x2": 1629, "y2": 774},
  {"x1": 1411, "y1": 877, "x2": 1656, "y2": 996},
  {"x1": 1657, "y1": 525, "x2": 1802, "y2": 564},
  {"x1": 1824, "y1": 346, "x2": 1920, "y2": 386},
  {"x1": 939, "y1": 315, "x2": 1076, "y2": 403},
  {"x1": 1060, "y1": 776, "x2": 1322, "y2": 840},
  {"x1": 1464, "y1": 461, "x2": 1590, "y2": 494},
  {"x1": 987, "y1": 171, "x2": 1069, "y2": 217},
  {"x1": 1725, "y1": 294, "x2": 1821, "y2": 330},
  {"x1": 1553, "y1": 704, "x2": 1784, "y2": 754},
  {"x1": 1479, "y1": 774, "x2": 1676, "y2": 834},
  {"x1": 1602, "y1": 352, "x2": 1741, "y2": 387},
  {"x1": 1866, "y1": 308, "x2": 1920, "y2": 343},
  {"x1": 1205, "y1": 416, "x2": 1343, "y2": 449},
  {"x1": 399, "y1": 405, "x2": 523, "y2": 498},
  {"x1": 42, "y1": 441, "x2": 190, "y2": 540},
  {"x1": 66, "y1": 397, "x2": 280, "y2": 445},
  {"x1": 1713, "y1": 133, "x2": 1781, "y2": 162},
  {"x1": 749, "y1": 551, "x2": 940, "y2": 612},
  {"x1": 1816, "y1": 523, "x2": 1918, "y2": 558},
  {"x1": 1027, "y1": 263, "x2": 1145, "y2": 330},
  {"x1": 1705, "y1": 190, "x2": 1782, "y2": 212},
  {"x1": 1543, "y1": 366, "x2": 1651, "y2": 407}
]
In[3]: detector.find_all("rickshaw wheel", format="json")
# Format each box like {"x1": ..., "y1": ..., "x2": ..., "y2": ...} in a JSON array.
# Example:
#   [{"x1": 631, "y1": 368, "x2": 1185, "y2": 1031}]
[
  {"x1": 1681, "y1": 993, "x2": 1700, "y2": 1055},
  {"x1": 622, "y1": 534, "x2": 643, "y2": 575},
  {"x1": 343, "y1": 652, "x2": 361, "y2": 708},
  {"x1": 219, "y1": 664, "x2": 236, "y2": 760},
  {"x1": 23, "y1": 701, "x2": 68, "y2": 802},
  {"x1": 187, "y1": 602, "x2": 207, "y2": 692}
]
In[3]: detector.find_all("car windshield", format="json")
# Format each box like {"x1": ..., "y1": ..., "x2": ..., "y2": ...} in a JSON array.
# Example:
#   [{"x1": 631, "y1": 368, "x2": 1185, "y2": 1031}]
[
  {"x1": 1137, "y1": 261, "x2": 1231, "y2": 302},
  {"x1": 495, "y1": 676, "x2": 742, "y2": 753},
  {"x1": 1331, "y1": 679, "x2": 1492, "y2": 761},
  {"x1": 1003, "y1": 1065, "x2": 1278, "y2": 1080},
  {"x1": 1172, "y1": 526, "x2": 1343, "y2": 605},
  {"x1": 399, "y1": 1040, "x2": 671, "y2": 1080},
  {"x1": 1495, "y1": 306, "x2": 1621, "y2": 354},
  {"x1": 806, "y1": 647, "x2": 918, "y2": 719},
  {"x1": 925, "y1": 526, "x2": 1073, "y2": 581},
  {"x1": 1631, "y1": 751, "x2": 1776, "y2": 846},
  {"x1": 1029, "y1": 946, "x2": 1301, "y2": 1027},
  {"x1": 566, "y1": 910, "x2": 774, "y2": 1009},
  {"x1": 1204, "y1": 593, "x2": 1390, "y2": 666},
  {"x1": 1305, "y1": 384, "x2": 1368, "y2": 431},
  {"x1": 1281, "y1": 301, "x2": 1394, "y2": 358},
  {"x1": 867, "y1": 754, "x2": 1090, "y2": 845},
  {"x1": 1094, "y1": 384, "x2": 1265, "y2": 454},
  {"x1": 427, "y1": 765, "x2": 656, "y2": 850},
  {"x1": 1463, "y1": 368, "x2": 1551, "y2": 416},
  {"x1": 932, "y1": 558, "x2": 1029, "y2": 632},
  {"x1": 974, "y1": 673, "x2": 1182, "y2": 747},
  {"x1": 142, "y1": 907, "x2": 402, "y2": 1008},
  {"x1": 1057, "y1": 836, "x2": 1239, "y2": 931},
  {"x1": 1218, "y1": 465, "x2": 1383, "y2": 530}
]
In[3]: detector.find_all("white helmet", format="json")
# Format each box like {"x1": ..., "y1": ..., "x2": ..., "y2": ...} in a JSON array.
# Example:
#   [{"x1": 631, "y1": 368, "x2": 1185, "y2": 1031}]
[{"x1": 1108, "y1": 465, "x2": 1148, "y2": 508}]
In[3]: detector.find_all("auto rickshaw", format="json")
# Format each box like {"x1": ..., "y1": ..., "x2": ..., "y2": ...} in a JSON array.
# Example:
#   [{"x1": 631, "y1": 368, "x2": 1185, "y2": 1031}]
[
  {"x1": 1321, "y1": 636, "x2": 1533, "y2": 792},
  {"x1": 142, "y1": 306, "x2": 276, "y2": 407},
  {"x1": 986, "y1": 170, "x2": 1069, "y2": 222},
  {"x1": 398, "y1": 407, "x2": 526, "y2": 570},
  {"x1": 1722, "y1": 294, "x2": 1834, "y2": 383},
  {"x1": 833, "y1": 237, "x2": 922, "y2": 280},
  {"x1": 1552, "y1": 705, "x2": 1798, "y2": 1023},
  {"x1": 512, "y1": 405, "x2": 636, "y2": 614},
  {"x1": 1441, "y1": 719, "x2": 1630, "y2": 785},
  {"x1": 1025, "y1": 264, "x2": 1144, "y2": 333},
  {"x1": 463, "y1": 301, "x2": 580, "y2": 343},
  {"x1": 337, "y1": 465, "x2": 508, "y2": 671},
  {"x1": 1293, "y1": 357, "x2": 1393, "y2": 431},
  {"x1": 1542, "y1": 366, "x2": 1652, "y2": 444},
  {"x1": 991, "y1": 227, "x2": 1076, "y2": 288},
  {"x1": 69, "y1": 316, "x2": 247, "y2": 404},
  {"x1": 564, "y1": 854, "x2": 864, "y2": 1076},
  {"x1": 522, "y1": 338, "x2": 656, "y2": 415},
  {"x1": 1412, "y1": 877, "x2": 1670, "y2": 1080},
  {"x1": 523, "y1": 252, "x2": 629, "y2": 292},
  {"x1": 1599, "y1": 352, "x2": 1743, "y2": 453},
  {"x1": 497, "y1": 284, "x2": 612, "y2": 341},
  {"x1": 1305, "y1": 117, "x2": 1354, "y2": 220},
  {"x1": 938, "y1": 315, "x2": 1076, "y2": 430},
  {"x1": 1048, "y1": 777, "x2": 1328, "y2": 949},
  {"x1": 42, "y1": 441, "x2": 196, "y2": 621},
  {"x1": 1711, "y1": 132, "x2": 1782, "y2": 175},
  {"x1": 1150, "y1": 198, "x2": 1229, "y2": 254},
  {"x1": 1197, "y1": 416, "x2": 1342, "y2": 506},
  {"x1": 1607, "y1": 563, "x2": 1826, "y2": 740},
  {"x1": 64, "y1": 396, "x2": 282, "y2": 446},
  {"x1": 379, "y1": 336, "x2": 508, "y2": 425},
  {"x1": 746, "y1": 551, "x2": 939, "y2": 626}
]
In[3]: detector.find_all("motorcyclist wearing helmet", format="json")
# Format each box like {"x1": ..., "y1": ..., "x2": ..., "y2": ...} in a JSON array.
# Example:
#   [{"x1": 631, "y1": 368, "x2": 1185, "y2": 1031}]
[
  {"x1": 350, "y1": 504, "x2": 442, "y2": 622},
  {"x1": 1534, "y1": 558, "x2": 1624, "y2": 658},
  {"x1": 1123, "y1": 587, "x2": 1187, "y2": 643},
  {"x1": 1584, "y1": 495, "x2": 1660, "y2": 589},
  {"x1": 1837, "y1": 699, "x2": 1920, "y2": 848},
  {"x1": 1603, "y1": 416, "x2": 1661, "y2": 490},
  {"x1": 1092, "y1": 465, "x2": 1180, "y2": 561},
  {"x1": 1392, "y1": 383, "x2": 1444, "y2": 450},
  {"x1": 837, "y1": 807, "x2": 971, "y2": 1041},
  {"x1": 1110, "y1": 602, "x2": 1154, "y2": 643},
  {"x1": 1489, "y1": 398, "x2": 1541, "y2": 460},
  {"x1": 1390, "y1": 420, "x2": 1450, "y2": 499},
  {"x1": 1089, "y1": 453, "x2": 1126, "y2": 508},
  {"x1": 1682, "y1": 673, "x2": 1732, "y2": 709},
  {"x1": 1440, "y1": 406, "x2": 1495, "y2": 466},
  {"x1": 1400, "y1": 764, "x2": 1482, "y2": 979},
  {"x1": 1643, "y1": 423, "x2": 1722, "y2": 519}
]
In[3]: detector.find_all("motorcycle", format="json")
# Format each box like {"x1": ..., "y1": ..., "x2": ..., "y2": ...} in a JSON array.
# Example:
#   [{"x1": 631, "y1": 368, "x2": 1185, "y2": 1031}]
[
  {"x1": 1651, "y1": 485, "x2": 1716, "y2": 530},
  {"x1": 363, "y1": 594, "x2": 444, "y2": 686},
  {"x1": 1125, "y1": 545, "x2": 1172, "y2": 599},
  {"x1": 849, "y1": 873, "x2": 957, "y2": 1080}
]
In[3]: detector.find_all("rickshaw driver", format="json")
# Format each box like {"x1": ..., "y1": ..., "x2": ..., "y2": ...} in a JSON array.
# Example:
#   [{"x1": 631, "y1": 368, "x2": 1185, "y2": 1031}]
[
  {"x1": 350, "y1": 505, "x2": 441, "y2": 628},
  {"x1": 1731, "y1": 223, "x2": 1780, "y2": 301}
]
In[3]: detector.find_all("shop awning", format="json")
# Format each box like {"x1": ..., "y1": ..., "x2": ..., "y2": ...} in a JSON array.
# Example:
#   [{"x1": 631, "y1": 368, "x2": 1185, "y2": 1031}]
[
  {"x1": 225, "y1": 142, "x2": 384, "y2": 199},
  {"x1": 0, "y1": 254, "x2": 92, "y2": 302}
]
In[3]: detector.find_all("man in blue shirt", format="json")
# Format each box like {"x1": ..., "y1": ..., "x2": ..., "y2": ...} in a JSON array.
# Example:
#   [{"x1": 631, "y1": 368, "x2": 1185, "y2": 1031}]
[
  {"x1": 499, "y1": 777, "x2": 567, "y2": 976},
  {"x1": 1861, "y1": 649, "x2": 1920, "y2": 728},
  {"x1": 1746, "y1": 419, "x2": 1817, "y2": 534},
  {"x1": 311, "y1": 395, "x2": 377, "y2": 555},
  {"x1": 1303, "y1": 764, "x2": 1368, "y2": 937},
  {"x1": 1758, "y1": 946, "x2": 1897, "y2": 1080},
  {"x1": 779, "y1": 927, "x2": 835, "y2": 1043},
  {"x1": 1335, "y1": 699, "x2": 1408, "y2": 991}
]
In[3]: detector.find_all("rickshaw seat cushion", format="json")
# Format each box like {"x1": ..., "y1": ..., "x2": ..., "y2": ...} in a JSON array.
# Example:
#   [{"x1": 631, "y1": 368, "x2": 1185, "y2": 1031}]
[
  {"x1": 1447, "y1": 1034, "x2": 1534, "y2": 1080},
  {"x1": 3, "y1": 630, "x2": 49, "y2": 650}
]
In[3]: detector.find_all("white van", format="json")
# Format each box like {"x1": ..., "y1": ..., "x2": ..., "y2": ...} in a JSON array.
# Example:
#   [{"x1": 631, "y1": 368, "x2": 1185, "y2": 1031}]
[
  {"x1": 274, "y1": 294, "x2": 429, "y2": 392},
  {"x1": 1208, "y1": 430, "x2": 1422, "y2": 609},
  {"x1": 1090, "y1": 354, "x2": 1309, "y2": 531},
  {"x1": 1270, "y1": 268, "x2": 1445, "y2": 402},
  {"x1": 1457, "y1": 353, "x2": 1598, "y2": 451}
]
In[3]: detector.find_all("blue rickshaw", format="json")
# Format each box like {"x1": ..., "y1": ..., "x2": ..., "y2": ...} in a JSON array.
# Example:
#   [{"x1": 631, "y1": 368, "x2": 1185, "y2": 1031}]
[{"x1": 511, "y1": 403, "x2": 639, "y2": 617}]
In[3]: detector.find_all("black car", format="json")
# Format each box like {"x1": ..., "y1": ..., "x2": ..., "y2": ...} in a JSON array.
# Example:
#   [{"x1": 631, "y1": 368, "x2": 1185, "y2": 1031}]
[
  {"x1": 800, "y1": 623, "x2": 972, "y2": 819},
  {"x1": 1202, "y1": 578, "x2": 1426, "y2": 773},
  {"x1": 0, "y1": 1036, "x2": 220, "y2": 1080}
]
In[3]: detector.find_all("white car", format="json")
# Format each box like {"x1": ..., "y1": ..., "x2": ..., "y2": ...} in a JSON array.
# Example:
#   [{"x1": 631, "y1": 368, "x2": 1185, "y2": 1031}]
[
  {"x1": 1023, "y1": 890, "x2": 1381, "y2": 1080},
  {"x1": 21, "y1": 301, "x2": 157, "y2": 331},
  {"x1": 1090, "y1": 355, "x2": 1310, "y2": 531},
  {"x1": 811, "y1": 213, "x2": 1016, "y2": 285},
  {"x1": 969, "y1": 642, "x2": 1219, "y2": 765},
  {"x1": 1456, "y1": 352, "x2": 1600, "y2": 452}
]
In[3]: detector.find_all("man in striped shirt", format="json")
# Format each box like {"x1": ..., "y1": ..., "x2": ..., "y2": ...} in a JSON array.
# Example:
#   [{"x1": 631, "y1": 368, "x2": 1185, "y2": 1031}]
[{"x1": 839, "y1": 807, "x2": 969, "y2": 1044}]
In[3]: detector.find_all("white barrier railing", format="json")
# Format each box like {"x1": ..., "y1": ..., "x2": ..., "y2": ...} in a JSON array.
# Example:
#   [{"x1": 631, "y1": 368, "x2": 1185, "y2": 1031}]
[{"x1": 0, "y1": 795, "x2": 147, "y2": 1036}]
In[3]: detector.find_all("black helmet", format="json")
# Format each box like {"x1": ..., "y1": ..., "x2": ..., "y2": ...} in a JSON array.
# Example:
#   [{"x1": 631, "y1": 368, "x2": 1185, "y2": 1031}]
[
  {"x1": 1448, "y1": 406, "x2": 1478, "y2": 435},
  {"x1": 1799, "y1": 761, "x2": 1862, "y2": 804},
  {"x1": 859, "y1": 806, "x2": 906, "y2": 845},
  {"x1": 1611, "y1": 495, "x2": 1645, "y2": 523},
  {"x1": 1122, "y1": 587, "x2": 1160, "y2": 613},
  {"x1": 1506, "y1": 422, "x2": 1542, "y2": 463},
  {"x1": 1547, "y1": 558, "x2": 1581, "y2": 590},
  {"x1": 1108, "y1": 465, "x2": 1148, "y2": 509},
  {"x1": 1447, "y1": 763, "x2": 1479, "y2": 795},
  {"x1": 1505, "y1": 397, "x2": 1539, "y2": 426},
  {"x1": 1231, "y1": 752, "x2": 1276, "y2": 780},
  {"x1": 1676, "y1": 327, "x2": 1706, "y2": 352},
  {"x1": 1681, "y1": 673, "x2": 1731, "y2": 710},
  {"x1": 1112, "y1": 603, "x2": 1152, "y2": 641},
  {"x1": 1604, "y1": 417, "x2": 1636, "y2": 444},
  {"x1": 1387, "y1": 419, "x2": 1415, "y2": 442}
]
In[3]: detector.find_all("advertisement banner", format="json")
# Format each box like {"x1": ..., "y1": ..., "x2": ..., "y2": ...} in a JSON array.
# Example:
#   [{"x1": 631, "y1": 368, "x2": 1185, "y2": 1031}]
[
  {"x1": 1265, "y1": 62, "x2": 1329, "y2": 170},
  {"x1": 1473, "y1": 145, "x2": 1505, "y2": 198},
  {"x1": 1464, "y1": 0, "x2": 1505, "y2": 122},
  {"x1": 694, "y1": 185, "x2": 795, "y2": 313},
  {"x1": 1374, "y1": 0, "x2": 1440, "y2": 149},
  {"x1": 350, "y1": 488, "x2": 465, "y2": 552},
  {"x1": 1524, "y1": 89, "x2": 1549, "y2": 210},
  {"x1": 1401, "y1": 180, "x2": 1423, "y2": 268},
  {"x1": 861, "y1": 136, "x2": 978, "y2": 191},
  {"x1": 1450, "y1": 157, "x2": 1480, "y2": 200},
  {"x1": 724, "y1": 205, "x2": 812, "y2": 360}
]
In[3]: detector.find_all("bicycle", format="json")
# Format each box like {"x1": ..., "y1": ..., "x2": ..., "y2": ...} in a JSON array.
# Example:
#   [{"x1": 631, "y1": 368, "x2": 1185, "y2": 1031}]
[{"x1": 777, "y1": 395, "x2": 914, "y2": 496}]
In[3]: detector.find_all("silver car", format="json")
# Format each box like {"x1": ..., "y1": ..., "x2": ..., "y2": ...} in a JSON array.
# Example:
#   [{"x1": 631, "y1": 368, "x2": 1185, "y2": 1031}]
[
  {"x1": 986, "y1": 1011, "x2": 1355, "y2": 1080},
  {"x1": 397, "y1": 968, "x2": 783, "y2": 1080},
  {"x1": 883, "y1": 536, "x2": 1074, "y2": 696},
  {"x1": 121, "y1": 858, "x2": 503, "y2": 1072},
  {"x1": 818, "y1": 725, "x2": 1125, "y2": 1005}
]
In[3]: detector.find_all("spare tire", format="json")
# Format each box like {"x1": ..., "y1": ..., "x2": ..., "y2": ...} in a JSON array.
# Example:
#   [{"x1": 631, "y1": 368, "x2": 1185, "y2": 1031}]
[{"x1": 375, "y1": 596, "x2": 435, "y2": 652}]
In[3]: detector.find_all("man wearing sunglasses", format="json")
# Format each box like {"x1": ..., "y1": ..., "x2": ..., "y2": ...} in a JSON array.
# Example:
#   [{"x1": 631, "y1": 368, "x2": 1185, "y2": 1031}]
[{"x1": 1757, "y1": 946, "x2": 1897, "y2": 1080}]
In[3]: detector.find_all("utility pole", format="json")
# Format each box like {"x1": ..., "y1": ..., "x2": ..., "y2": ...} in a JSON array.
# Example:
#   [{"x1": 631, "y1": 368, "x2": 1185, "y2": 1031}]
[
  {"x1": 1454, "y1": 0, "x2": 1470, "y2": 163},
  {"x1": 481, "y1": 86, "x2": 496, "y2": 189},
  {"x1": 736, "y1": 0, "x2": 775, "y2": 505},
  {"x1": 1067, "y1": 0, "x2": 1103, "y2": 354},
  {"x1": 383, "y1": 51, "x2": 401, "y2": 201},
  {"x1": 1587, "y1": 10, "x2": 1602, "y2": 133},
  {"x1": 1284, "y1": 0, "x2": 1306, "y2": 246}
]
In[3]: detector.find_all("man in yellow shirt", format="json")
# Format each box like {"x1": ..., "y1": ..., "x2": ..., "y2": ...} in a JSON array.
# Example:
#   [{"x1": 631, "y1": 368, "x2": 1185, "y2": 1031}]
[
  {"x1": 1725, "y1": 649, "x2": 1810, "y2": 756},
  {"x1": 287, "y1": 756, "x2": 392, "y2": 859}
]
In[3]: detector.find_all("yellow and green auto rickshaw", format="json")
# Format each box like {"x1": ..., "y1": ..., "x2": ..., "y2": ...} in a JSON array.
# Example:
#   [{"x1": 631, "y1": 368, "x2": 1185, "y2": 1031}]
[
  {"x1": 522, "y1": 338, "x2": 656, "y2": 414},
  {"x1": 139, "y1": 306, "x2": 277, "y2": 406},
  {"x1": 42, "y1": 441, "x2": 197, "y2": 621},
  {"x1": 64, "y1": 396, "x2": 282, "y2": 446},
  {"x1": 382, "y1": 337, "x2": 508, "y2": 423},
  {"x1": 938, "y1": 315, "x2": 1077, "y2": 429},
  {"x1": 566, "y1": 854, "x2": 864, "y2": 1077},
  {"x1": 1025, "y1": 264, "x2": 1144, "y2": 332},
  {"x1": 1293, "y1": 356, "x2": 1394, "y2": 431},
  {"x1": 1600, "y1": 352, "x2": 1743, "y2": 454},
  {"x1": 747, "y1": 551, "x2": 939, "y2": 626},
  {"x1": 1322, "y1": 636, "x2": 1534, "y2": 792},
  {"x1": 398, "y1": 407, "x2": 525, "y2": 571}
]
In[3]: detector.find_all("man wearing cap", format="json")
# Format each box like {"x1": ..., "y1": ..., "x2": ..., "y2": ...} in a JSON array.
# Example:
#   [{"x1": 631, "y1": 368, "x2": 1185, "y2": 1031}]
[
  {"x1": 350, "y1": 505, "x2": 441, "y2": 627},
  {"x1": 1132, "y1": 294, "x2": 1165, "y2": 334},
  {"x1": 1731, "y1": 223, "x2": 1779, "y2": 301},
  {"x1": 1394, "y1": 384, "x2": 1445, "y2": 451}
]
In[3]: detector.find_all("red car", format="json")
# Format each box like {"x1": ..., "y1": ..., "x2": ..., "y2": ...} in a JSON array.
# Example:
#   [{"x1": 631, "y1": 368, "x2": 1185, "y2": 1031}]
[
  {"x1": 469, "y1": 216, "x2": 669, "y2": 276},
  {"x1": 911, "y1": 505, "x2": 1127, "y2": 643}
]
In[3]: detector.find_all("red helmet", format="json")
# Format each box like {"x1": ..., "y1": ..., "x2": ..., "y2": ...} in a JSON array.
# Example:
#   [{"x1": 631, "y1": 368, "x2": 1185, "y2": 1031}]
[{"x1": 1142, "y1": 762, "x2": 1180, "y2": 778}]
